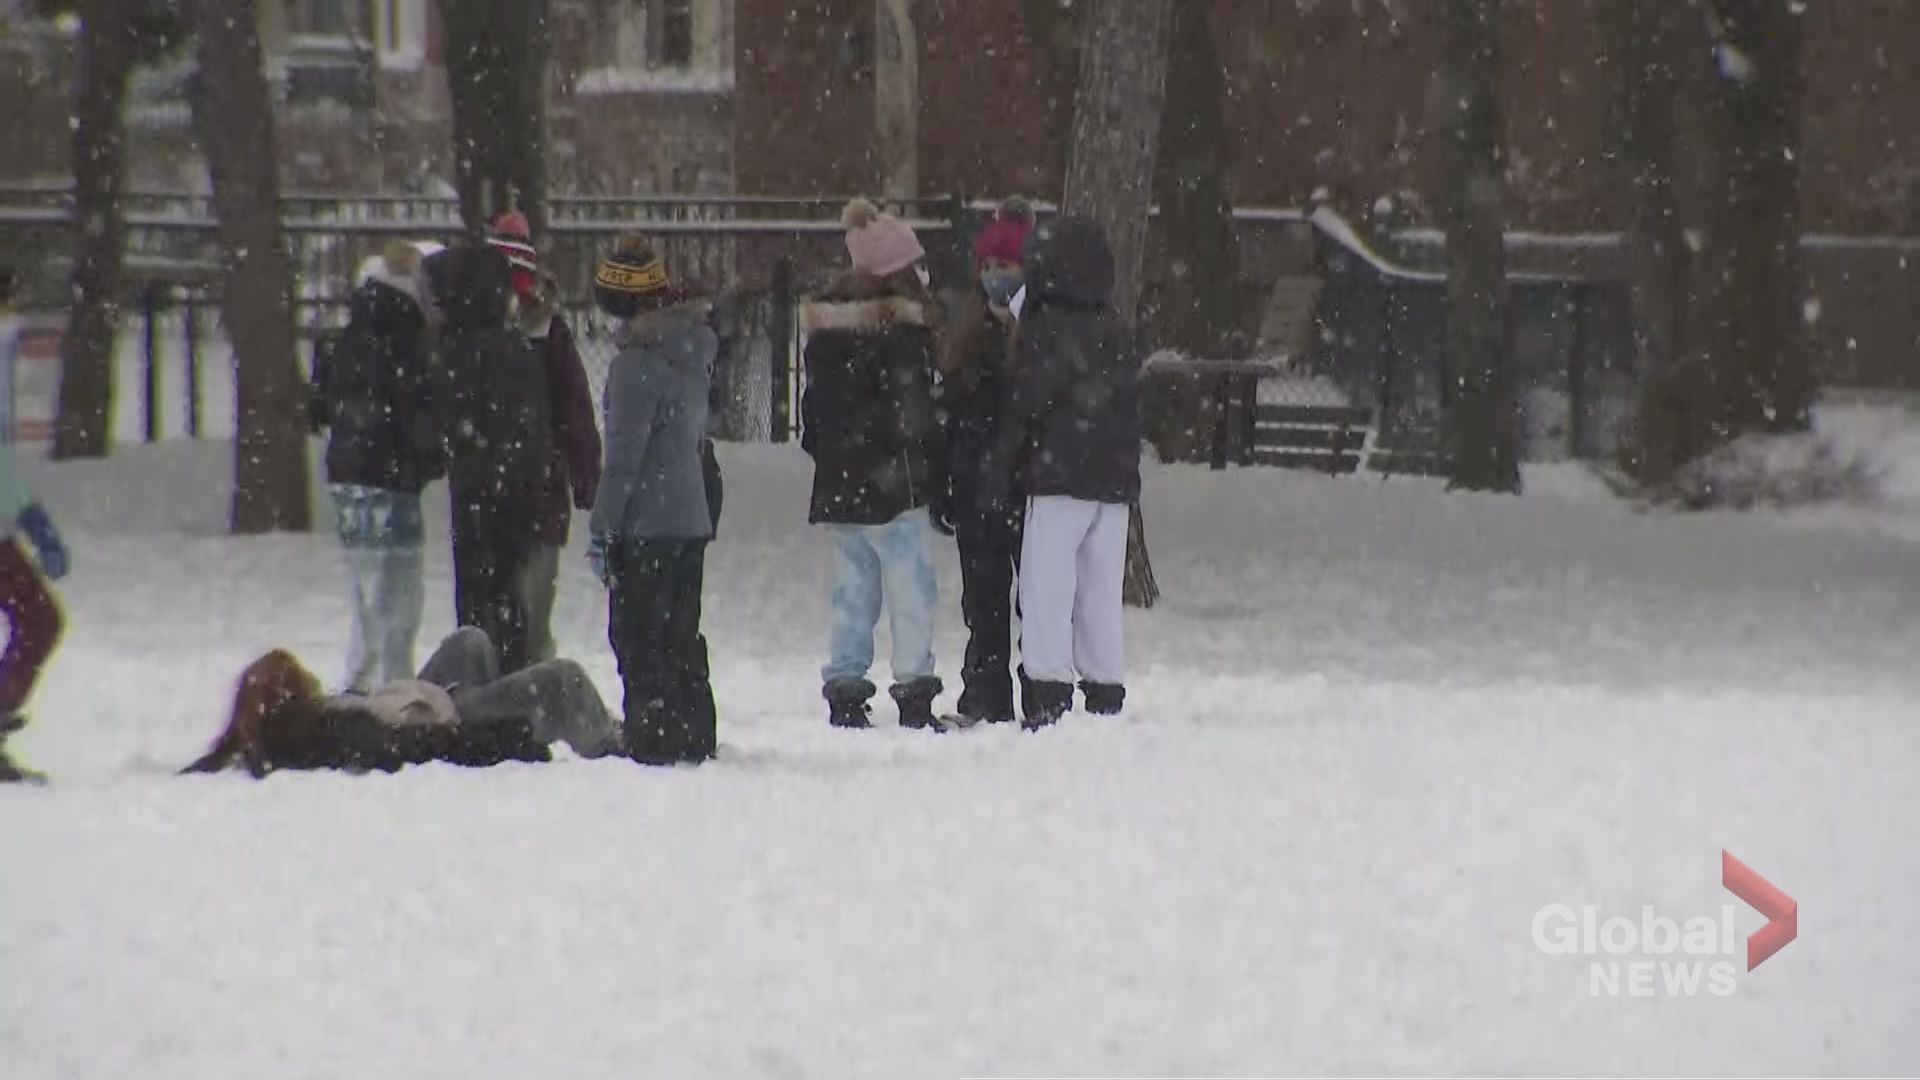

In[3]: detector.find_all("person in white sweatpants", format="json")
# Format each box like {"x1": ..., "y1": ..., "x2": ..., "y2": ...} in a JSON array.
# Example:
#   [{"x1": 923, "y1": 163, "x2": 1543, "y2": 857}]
[
  {"x1": 987, "y1": 215, "x2": 1142, "y2": 728},
  {"x1": 1020, "y1": 495, "x2": 1128, "y2": 687}
]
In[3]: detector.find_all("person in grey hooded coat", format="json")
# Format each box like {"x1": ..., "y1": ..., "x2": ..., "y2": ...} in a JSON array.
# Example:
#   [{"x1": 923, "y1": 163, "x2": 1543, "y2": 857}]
[{"x1": 587, "y1": 236, "x2": 718, "y2": 765}]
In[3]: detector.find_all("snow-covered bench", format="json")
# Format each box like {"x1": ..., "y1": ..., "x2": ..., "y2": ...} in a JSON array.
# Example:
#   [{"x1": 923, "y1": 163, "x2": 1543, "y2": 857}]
[
  {"x1": 1251, "y1": 403, "x2": 1372, "y2": 473},
  {"x1": 1144, "y1": 351, "x2": 1446, "y2": 476}
]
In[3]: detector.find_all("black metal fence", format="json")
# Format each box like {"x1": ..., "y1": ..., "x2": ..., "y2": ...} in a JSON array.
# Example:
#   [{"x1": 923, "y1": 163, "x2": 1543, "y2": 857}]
[
  {"x1": 0, "y1": 189, "x2": 975, "y2": 443},
  {"x1": 3, "y1": 189, "x2": 1658, "y2": 459}
]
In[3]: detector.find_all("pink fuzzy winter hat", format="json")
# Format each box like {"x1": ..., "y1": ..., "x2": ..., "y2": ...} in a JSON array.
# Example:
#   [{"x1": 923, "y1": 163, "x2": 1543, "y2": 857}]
[{"x1": 841, "y1": 197, "x2": 925, "y2": 278}]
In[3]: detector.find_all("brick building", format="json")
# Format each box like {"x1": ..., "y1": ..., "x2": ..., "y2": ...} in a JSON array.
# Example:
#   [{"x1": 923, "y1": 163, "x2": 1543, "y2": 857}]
[
  {"x1": 0, "y1": 0, "x2": 736, "y2": 196},
  {"x1": 734, "y1": 0, "x2": 1920, "y2": 235}
]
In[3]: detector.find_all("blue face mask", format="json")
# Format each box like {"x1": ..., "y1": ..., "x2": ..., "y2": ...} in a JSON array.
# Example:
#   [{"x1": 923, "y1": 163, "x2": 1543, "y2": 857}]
[{"x1": 980, "y1": 269, "x2": 1022, "y2": 308}]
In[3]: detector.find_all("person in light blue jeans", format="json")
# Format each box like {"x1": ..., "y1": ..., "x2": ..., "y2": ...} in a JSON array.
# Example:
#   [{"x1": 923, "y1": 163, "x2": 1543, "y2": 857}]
[
  {"x1": 799, "y1": 198, "x2": 946, "y2": 730},
  {"x1": 822, "y1": 507, "x2": 939, "y2": 691},
  {"x1": 309, "y1": 243, "x2": 441, "y2": 692}
]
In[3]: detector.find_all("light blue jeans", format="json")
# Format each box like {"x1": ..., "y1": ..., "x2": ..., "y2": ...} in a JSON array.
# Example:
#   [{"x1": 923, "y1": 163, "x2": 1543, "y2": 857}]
[
  {"x1": 821, "y1": 508, "x2": 938, "y2": 687},
  {"x1": 331, "y1": 485, "x2": 426, "y2": 693}
]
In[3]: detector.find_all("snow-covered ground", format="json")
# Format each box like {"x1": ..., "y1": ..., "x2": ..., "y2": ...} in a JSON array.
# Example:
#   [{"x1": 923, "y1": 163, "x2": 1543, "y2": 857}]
[{"x1": 4, "y1": 428, "x2": 1919, "y2": 1077}]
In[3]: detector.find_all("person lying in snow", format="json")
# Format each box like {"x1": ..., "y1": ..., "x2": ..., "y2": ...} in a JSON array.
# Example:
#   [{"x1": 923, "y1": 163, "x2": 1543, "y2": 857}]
[{"x1": 181, "y1": 627, "x2": 622, "y2": 777}]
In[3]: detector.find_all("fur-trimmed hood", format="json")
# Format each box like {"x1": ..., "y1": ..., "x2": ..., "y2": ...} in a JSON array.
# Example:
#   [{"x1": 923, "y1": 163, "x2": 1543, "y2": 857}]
[
  {"x1": 612, "y1": 296, "x2": 714, "y2": 351},
  {"x1": 357, "y1": 253, "x2": 422, "y2": 307},
  {"x1": 800, "y1": 276, "x2": 930, "y2": 336}
]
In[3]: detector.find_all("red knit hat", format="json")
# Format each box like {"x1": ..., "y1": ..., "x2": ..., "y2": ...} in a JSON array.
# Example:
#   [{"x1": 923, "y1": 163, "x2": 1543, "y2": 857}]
[
  {"x1": 973, "y1": 196, "x2": 1035, "y2": 265},
  {"x1": 487, "y1": 211, "x2": 539, "y2": 297}
]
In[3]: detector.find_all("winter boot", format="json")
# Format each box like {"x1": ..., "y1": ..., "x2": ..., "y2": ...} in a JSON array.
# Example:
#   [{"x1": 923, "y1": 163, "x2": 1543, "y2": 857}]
[
  {"x1": 824, "y1": 678, "x2": 877, "y2": 730},
  {"x1": 623, "y1": 687, "x2": 684, "y2": 766},
  {"x1": 1016, "y1": 666, "x2": 1039, "y2": 725},
  {"x1": 678, "y1": 636, "x2": 718, "y2": 763},
  {"x1": 1021, "y1": 680, "x2": 1074, "y2": 732},
  {"x1": 957, "y1": 674, "x2": 1016, "y2": 726},
  {"x1": 1080, "y1": 681, "x2": 1126, "y2": 717},
  {"x1": 891, "y1": 677, "x2": 944, "y2": 732}
]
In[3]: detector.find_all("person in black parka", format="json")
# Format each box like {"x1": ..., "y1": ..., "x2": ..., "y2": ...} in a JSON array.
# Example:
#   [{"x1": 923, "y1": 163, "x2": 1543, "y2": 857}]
[
  {"x1": 801, "y1": 198, "x2": 946, "y2": 731},
  {"x1": 309, "y1": 241, "x2": 443, "y2": 692},
  {"x1": 986, "y1": 215, "x2": 1142, "y2": 729},
  {"x1": 424, "y1": 243, "x2": 552, "y2": 676}
]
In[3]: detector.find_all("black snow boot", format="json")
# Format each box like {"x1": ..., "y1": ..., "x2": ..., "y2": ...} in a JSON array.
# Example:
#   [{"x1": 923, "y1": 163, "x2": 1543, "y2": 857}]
[
  {"x1": 1021, "y1": 680, "x2": 1074, "y2": 732},
  {"x1": 1016, "y1": 666, "x2": 1039, "y2": 725},
  {"x1": 1080, "y1": 681, "x2": 1126, "y2": 717},
  {"x1": 824, "y1": 678, "x2": 877, "y2": 729},
  {"x1": 956, "y1": 674, "x2": 1015, "y2": 726},
  {"x1": 891, "y1": 677, "x2": 944, "y2": 732}
]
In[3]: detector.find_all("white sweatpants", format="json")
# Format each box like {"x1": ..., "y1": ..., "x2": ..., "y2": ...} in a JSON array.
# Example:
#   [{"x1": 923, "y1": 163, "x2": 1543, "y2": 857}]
[{"x1": 1019, "y1": 496, "x2": 1129, "y2": 686}]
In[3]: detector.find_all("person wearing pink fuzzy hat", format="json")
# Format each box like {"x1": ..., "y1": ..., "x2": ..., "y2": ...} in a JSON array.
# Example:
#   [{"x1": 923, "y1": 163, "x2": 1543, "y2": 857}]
[{"x1": 798, "y1": 198, "x2": 946, "y2": 731}]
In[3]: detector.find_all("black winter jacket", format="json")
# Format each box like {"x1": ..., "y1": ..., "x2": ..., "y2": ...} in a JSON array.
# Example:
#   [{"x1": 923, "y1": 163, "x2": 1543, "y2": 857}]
[
  {"x1": 992, "y1": 216, "x2": 1142, "y2": 505},
  {"x1": 936, "y1": 293, "x2": 1022, "y2": 530},
  {"x1": 799, "y1": 276, "x2": 943, "y2": 526},
  {"x1": 425, "y1": 246, "x2": 552, "y2": 537},
  {"x1": 311, "y1": 275, "x2": 442, "y2": 493}
]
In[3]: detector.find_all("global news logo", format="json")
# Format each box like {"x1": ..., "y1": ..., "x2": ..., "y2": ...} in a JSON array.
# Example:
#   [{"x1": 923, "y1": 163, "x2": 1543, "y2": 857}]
[{"x1": 1532, "y1": 850, "x2": 1798, "y2": 997}]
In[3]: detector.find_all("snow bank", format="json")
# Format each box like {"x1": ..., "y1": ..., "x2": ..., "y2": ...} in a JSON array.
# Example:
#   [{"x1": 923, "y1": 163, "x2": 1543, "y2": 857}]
[{"x1": 4, "y1": 441, "x2": 1919, "y2": 1077}]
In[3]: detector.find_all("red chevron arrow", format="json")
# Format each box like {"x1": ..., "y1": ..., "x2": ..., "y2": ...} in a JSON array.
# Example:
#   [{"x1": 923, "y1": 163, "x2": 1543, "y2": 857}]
[{"x1": 1723, "y1": 850, "x2": 1798, "y2": 971}]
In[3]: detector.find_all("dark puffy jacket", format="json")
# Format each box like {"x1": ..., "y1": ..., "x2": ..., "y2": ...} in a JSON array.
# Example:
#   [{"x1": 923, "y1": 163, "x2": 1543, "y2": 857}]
[
  {"x1": 425, "y1": 246, "x2": 552, "y2": 539},
  {"x1": 936, "y1": 292, "x2": 1021, "y2": 530},
  {"x1": 311, "y1": 272, "x2": 442, "y2": 493},
  {"x1": 799, "y1": 276, "x2": 942, "y2": 526},
  {"x1": 994, "y1": 216, "x2": 1142, "y2": 505},
  {"x1": 529, "y1": 314, "x2": 602, "y2": 546}
]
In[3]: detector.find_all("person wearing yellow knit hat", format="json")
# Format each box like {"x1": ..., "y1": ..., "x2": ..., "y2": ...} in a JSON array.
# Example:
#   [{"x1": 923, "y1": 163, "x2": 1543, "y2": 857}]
[{"x1": 588, "y1": 235, "x2": 720, "y2": 765}]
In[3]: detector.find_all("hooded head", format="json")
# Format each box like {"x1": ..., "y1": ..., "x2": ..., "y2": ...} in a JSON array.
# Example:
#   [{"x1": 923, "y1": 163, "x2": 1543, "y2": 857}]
[
  {"x1": 355, "y1": 240, "x2": 424, "y2": 306},
  {"x1": 424, "y1": 244, "x2": 514, "y2": 328},
  {"x1": 1021, "y1": 214, "x2": 1115, "y2": 311},
  {"x1": 842, "y1": 197, "x2": 926, "y2": 280}
]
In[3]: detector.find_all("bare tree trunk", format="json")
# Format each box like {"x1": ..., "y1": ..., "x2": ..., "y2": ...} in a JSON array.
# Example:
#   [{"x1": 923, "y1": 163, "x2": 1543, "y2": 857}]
[
  {"x1": 1063, "y1": 0, "x2": 1174, "y2": 324},
  {"x1": 444, "y1": 0, "x2": 550, "y2": 237},
  {"x1": 1704, "y1": 0, "x2": 1814, "y2": 437},
  {"x1": 53, "y1": 0, "x2": 137, "y2": 460},
  {"x1": 874, "y1": 0, "x2": 919, "y2": 202},
  {"x1": 1019, "y1": 0, "x2": 1083, "y2": 182},
  {"x1": 1615, "y1": 0, "x2": 1814, "y2": 491},
  {"x1": 194, "y1": 0, "x2": 311, "y2": 533},
  {"x1": 1061, "y1": 0, "x2": 1174, "y2": 608},
  {"x1": 1436, "y1": 0, "x2": 1520, "y2": 493},
  {"x1": 1605, "y1": 0, "x2": 1704, "y2": 483},
  {"x1": 1145, "y1": 0, "x2": 1239, "y2": 464}
]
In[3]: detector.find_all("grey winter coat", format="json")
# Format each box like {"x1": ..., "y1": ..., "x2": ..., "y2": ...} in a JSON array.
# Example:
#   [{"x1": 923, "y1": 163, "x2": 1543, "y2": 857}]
[{"x1": 590, "y1": 303, "x2": 717, "y2": 541}]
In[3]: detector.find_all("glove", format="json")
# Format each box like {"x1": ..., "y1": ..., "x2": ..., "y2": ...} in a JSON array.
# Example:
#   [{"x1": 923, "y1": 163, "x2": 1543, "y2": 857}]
[
  {"x1": 16, "y1": 503, "x2": 69, "y2": 581},
  {"x1": 586, "y1": 533, "x2": 612, "y2": 589},
  {"x1": 928, "y1": 499, "x2": 955, "y2": 538}
]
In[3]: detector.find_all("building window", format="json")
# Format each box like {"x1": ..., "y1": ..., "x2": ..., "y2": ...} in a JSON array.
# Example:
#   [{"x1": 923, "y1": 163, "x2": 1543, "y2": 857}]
[
  {"x1": 288, "y1": 0, "x2": 352, "y2": 39},
  {"x1": 652, "y1": 0, "x2": 693, "y2": 68},
  {"x1": 373, "y1": 0, "x2": 426, "y2": 68},
  {"x1": 579, "y1": 0, "x2": 732, "y2": 94},
  {"x1": 603, "y1": 0, "x2": 695, "y2": 70}
]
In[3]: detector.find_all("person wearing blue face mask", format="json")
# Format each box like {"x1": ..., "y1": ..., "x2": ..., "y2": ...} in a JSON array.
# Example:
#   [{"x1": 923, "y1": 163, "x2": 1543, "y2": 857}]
[{"x1": 932, "y1": 196, "x2": 1035, "y2": 726}]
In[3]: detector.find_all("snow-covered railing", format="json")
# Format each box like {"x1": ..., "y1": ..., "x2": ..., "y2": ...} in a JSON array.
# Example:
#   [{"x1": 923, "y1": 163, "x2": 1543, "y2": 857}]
[
  {"x1": 1392, "y1": 226, "x2": 1920, "y2": 254},
  {"x1": 1308, "y1": 206, "x2": 1445, "y2": 284}
]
